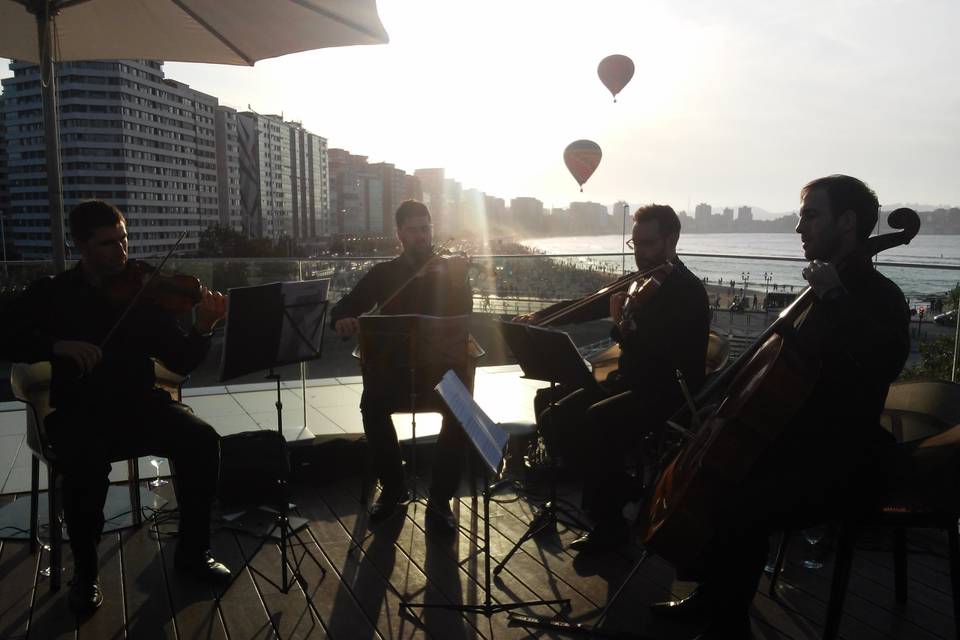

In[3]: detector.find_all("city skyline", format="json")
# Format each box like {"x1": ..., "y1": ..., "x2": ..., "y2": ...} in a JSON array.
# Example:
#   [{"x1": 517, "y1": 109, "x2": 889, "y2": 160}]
[{"x1": 2, "y1": 0, "x2": 957, "y2": 214}]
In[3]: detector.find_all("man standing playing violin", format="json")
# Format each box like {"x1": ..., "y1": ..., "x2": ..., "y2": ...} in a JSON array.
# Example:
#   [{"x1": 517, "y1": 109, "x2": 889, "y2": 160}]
[
  {"x1": 649, "y1": 176, "x2": 911, "y2": 639},
  {"x1": 519, "y1": 204, "x2": 710, "y2": 552},
  {"x1": 1, "y1": 201, "x2": 230, "y2": 615},
  {"x1": 330, "y1": 200, "x2": 472, "y2": 531}
]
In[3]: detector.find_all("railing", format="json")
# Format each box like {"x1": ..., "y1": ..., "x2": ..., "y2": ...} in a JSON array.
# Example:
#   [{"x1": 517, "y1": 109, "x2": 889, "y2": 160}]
[{"x1": 1, "y1": 252, "x2": 957, "y2": 402}]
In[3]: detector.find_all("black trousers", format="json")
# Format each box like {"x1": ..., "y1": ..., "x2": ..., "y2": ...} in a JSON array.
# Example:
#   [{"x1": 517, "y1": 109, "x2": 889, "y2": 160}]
[
  {"x1": 677, "y1": 429, "x2": 897, "y2": 624},
  {"x1": 360, "y1": 386, "x2": 467, "y2": 502},
  {"x1": 538, "y1": 384, "x2": 669, "y2": 525},
  {"x1": 45, "y1": 390, "x2": 220, "y2": 578}
]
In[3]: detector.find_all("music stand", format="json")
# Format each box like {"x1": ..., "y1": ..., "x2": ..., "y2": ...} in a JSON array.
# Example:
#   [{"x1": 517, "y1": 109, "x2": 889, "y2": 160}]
[
  {"x1": 399, "y1": 370, "x2": 569, "y2": 618},
  {"x1": 218, "y1": 278, "x2": 330, "y2": 593},
  {"x1": 493, "y1": 321, "x2": 595, "y2": 575},
  {"x1": 357, "y1": 314, "x2": 471, "y2": 502}
]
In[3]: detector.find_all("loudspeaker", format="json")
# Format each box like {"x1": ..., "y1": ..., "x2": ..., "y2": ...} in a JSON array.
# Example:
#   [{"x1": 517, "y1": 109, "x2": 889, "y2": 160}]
[{"x1": 218, "y1": 430, "x2": 289, "y2": 507}]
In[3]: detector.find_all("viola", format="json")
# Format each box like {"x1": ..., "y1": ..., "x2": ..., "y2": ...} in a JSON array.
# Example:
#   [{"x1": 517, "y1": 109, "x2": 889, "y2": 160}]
[{"x1": 104, "y1": 259, "x2": 203, "y2": 315}]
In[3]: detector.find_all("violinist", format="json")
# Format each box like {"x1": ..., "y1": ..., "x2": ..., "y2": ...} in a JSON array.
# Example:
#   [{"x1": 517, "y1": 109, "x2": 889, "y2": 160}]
[
  {"x1": 330, "y1": 200, "x2": 472, "y2": 531},
  {"x1": 650, "y1": 176, "x2": 910, "y2": 640},
  {"x1": 0, "y1": 201, "x2": 230, "y2": 615},
  {"x1": 530, "y1": 205, "x2": 710, "y2": 553}
]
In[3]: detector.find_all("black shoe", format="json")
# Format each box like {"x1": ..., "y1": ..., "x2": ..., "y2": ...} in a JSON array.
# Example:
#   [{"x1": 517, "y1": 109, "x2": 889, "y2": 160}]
[
  {"x1": 369, "y1": 487, "x2": 410, "y2": 523},
  {"x1": 175, "y1": 549, "x2": 232, "y2": 583},
  {"x1": 569, "y1": 523, "x2": 628, "y2": 554},
  {"x1": 68, "y1": 576, "x2": 103, "y2": 615},
  {"x1": 426, "y1": 498, "x2": 457, "y2": 533},
  {"x1": 649, "y1": 586, "x2": 718, "y2": 620}
]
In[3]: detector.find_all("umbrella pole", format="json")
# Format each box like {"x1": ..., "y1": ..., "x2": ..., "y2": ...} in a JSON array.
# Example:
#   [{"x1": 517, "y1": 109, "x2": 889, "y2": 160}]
[{"x1": 35, "y1": 6, "x2": 67, "y2": 272}]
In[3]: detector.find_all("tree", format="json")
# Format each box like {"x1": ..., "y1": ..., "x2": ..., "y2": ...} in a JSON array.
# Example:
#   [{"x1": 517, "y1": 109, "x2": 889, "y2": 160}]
[
  {"x1": 197, "y1": 225, "x2": 285, "y2": 258},
  {"x1": 900, "y1": 335, "x2": 957, "y2": 381}
]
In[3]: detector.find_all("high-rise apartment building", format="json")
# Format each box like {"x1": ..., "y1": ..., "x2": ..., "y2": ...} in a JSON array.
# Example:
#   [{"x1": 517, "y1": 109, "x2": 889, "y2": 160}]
[
  {"x1": 236, "y1": 112, "x2": 329, "y2": 244},
  {"x1": 1, "y1": 60, "x2": 222, "y2": 258},
  {"x1": 509, "y1": 196, "x2": 544, "y2": 232},
  {"x1": 371, "y1": 161, "x2": 406, "y2": 237},
  {"x1": 213, "y1": 106, "x2": 242, "y2": 232},
  {"x1": 694, "y1": 202, "x2": 712, "y2": 223},
  {"x1": 328, "y1": 149, "x2": 386, "y2": 236}
]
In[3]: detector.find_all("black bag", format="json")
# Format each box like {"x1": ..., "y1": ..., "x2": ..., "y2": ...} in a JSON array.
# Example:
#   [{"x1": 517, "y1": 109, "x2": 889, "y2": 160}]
[{"x1": 218, "y1": 430, "x2": 289, "y2": 507}]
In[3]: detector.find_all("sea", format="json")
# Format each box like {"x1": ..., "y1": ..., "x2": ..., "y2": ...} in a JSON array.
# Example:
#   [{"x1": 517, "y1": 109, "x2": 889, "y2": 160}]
[{"x1": 520, "y1": 233, "x2": 960, "y2": 301}]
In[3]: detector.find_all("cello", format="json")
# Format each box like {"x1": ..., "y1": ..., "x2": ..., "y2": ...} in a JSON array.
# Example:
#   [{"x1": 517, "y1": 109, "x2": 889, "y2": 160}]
[{"x1": 644, "y1": 208, "x2": 921, "y2": 567}]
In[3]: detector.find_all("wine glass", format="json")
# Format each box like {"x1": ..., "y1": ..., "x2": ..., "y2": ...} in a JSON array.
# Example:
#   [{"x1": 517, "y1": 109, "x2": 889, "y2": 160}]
[
  {"x1": 801, "y1": 525, "x2": 827, "y2": 570},
  {"x1": 149, "y1": 457, "x2": 168, "y2": 488}
]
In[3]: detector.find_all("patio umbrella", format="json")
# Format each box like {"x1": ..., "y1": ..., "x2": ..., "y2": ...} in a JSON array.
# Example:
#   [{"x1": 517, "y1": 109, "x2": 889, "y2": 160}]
[{"x1": 0, "y1": 0, "x2": 389, "y2": 270}]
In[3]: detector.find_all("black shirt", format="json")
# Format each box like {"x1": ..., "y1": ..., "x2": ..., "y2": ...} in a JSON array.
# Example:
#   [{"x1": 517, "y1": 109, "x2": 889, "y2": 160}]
[
  {"x1": 1, "y1": 264, "x2": 211, "y2": 409},
  {"x1": 612, "y1": 260, "x2": 710, "y2": 398},
  {"x1": 330, "y1": 253, "x2": 473, "y2": 324},
  {"x1": 530, "y1": 259, "x2": 711, "y2": 405}
]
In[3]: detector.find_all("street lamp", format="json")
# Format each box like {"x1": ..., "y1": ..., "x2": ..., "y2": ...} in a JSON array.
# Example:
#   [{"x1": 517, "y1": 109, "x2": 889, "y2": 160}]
[
  {"x1": 763, "y1": 271, "x2": 772, "y2": 305},
  {"x1": 741, "y1": 271, "x2": 750, "y2": 293}
]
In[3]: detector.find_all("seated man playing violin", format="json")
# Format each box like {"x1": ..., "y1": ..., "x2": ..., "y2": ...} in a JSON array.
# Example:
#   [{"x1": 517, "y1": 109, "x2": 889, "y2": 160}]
[
  {"x1": 330, "y1": 200, "x2": 472, "y2": 531},
  {"x1": 648, "y1": 176, "x2": 911, "y2": 640},
  {"x1": 0, "y1": 200, "x2": 230, "y2": 615},
  {"x1": 518, "y1": 204, "x2": 710, "y2": 553}
]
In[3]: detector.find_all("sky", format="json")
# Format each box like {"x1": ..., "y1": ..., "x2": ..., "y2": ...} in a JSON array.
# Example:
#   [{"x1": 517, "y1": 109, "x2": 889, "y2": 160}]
[{"x1": 3, "y1": 0, "x2": 959, "y2": 214}]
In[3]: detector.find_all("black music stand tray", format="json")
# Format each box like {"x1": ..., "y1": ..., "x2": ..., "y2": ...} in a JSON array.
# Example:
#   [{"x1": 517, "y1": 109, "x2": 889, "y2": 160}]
[
  {"x1": 400, "y1": 370, "x2": 570, "y2": 619},
  {"x1": 493, "y1": 321, "x2": 595, "y2": 575},
  {"x1": 218, "y1": 278, "x2": 330, "y2": 594},
  {"x1": 357, "y1": 314, "x2": 471, "y2": 502}
]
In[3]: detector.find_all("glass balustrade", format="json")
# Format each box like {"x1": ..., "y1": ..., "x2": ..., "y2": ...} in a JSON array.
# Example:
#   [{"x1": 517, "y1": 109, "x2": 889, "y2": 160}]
[{"x1": 1, "y1": 253, "x2": 957, "y2": 404}]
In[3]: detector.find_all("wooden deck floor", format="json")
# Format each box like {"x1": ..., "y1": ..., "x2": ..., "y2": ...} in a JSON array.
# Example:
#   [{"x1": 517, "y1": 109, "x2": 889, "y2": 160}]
[{"x1": 0, "y1": 471, "x2": 955, "y2": 640}]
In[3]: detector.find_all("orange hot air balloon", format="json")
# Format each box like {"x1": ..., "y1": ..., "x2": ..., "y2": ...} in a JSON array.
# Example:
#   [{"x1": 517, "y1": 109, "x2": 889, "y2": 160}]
[
  {"x1": 598, "y1": 54, "x2": 635, "y2": 102},
  {"x1": 564, "y1": 140, "x2": 602, "y2": 192}
]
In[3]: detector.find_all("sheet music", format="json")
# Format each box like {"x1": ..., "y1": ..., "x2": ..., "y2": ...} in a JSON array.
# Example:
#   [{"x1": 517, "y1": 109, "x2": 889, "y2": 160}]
[{"x1": 434, "y1": 370, "x2": 509, "y2": 475}]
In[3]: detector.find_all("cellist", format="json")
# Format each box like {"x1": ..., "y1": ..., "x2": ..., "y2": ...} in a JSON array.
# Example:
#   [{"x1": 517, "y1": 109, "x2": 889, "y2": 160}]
[
  {"x1": 330, "y1": 200, "x2": 472, "y2": 531},
  {"x1": 650, "y1": 175, "x2": 911, "y2": 640},
  {"x1": 519, "y1": 204, "x2": 711, "y2": 553}
]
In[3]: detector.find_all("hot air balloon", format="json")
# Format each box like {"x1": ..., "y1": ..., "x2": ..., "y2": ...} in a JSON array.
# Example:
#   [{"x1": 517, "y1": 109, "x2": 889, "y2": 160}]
[
  {"x1": 598, "y1": 54, "x2": 635, "y2": 102},
  {"x1": 564, "y1": 140, "x2": 602, "y2": 192}
]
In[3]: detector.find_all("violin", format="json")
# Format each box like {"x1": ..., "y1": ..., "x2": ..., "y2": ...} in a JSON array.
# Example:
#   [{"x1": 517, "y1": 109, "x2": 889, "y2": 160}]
[
  {"x1": 617, "y1": 260, "x2": 674, "y2": 338},
  {"x1": 99, "y1": 232, "x2": 221, "y2": 349},
  {"x1": 104, "y1": 259, "x2": 203, "y2": 315}
]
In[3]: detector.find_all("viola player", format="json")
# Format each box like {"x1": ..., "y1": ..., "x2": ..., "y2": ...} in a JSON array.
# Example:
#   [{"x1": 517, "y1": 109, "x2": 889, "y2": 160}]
[
  {"x1": 650, "y1": 176, "x2": 911, "y2": 639},
  {"x1": 329, "y1": 200, "x2": 472, "y2": 531},
  {"x1": 525, "y1": 204, "x2": 711, "y2": 553},
  {"x1": 0, "y1": 200, "x2": 230, "y2": 615}
]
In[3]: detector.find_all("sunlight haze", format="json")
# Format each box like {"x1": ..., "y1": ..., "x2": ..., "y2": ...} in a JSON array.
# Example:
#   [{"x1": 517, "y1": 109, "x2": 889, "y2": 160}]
[{"x1": 3, "y1": 0, "x2": 958, "y2": 213}]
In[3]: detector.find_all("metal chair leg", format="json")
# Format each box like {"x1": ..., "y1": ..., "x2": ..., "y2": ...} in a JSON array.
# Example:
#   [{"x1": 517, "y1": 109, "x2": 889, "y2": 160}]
[
  {"x1": 893, "y1": 528, "x2": 908, "y2": 604},
  {"x1": 947, "y1": 523, "x2": 960, "y2": 640},
  {"x1": 48, "y1": 467, "x2": 62, "y2": 591},
  {"x1": 769, "y1": 529, "x2": 791, "y2": 598},
  {"x1": 128, "y1": 459, "x2": 142, "y2": 525},
  {"x1": 30, "y1": 456, "x2": 40, "y2": 553},
  {"x1": 823, "y1": 525, "x2": 857, "y2": 640}
]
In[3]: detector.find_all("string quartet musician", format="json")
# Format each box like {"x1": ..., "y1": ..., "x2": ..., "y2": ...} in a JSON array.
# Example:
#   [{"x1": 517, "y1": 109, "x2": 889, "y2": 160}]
[
  {"x1": 650, "y1": 175, "x2": 911, "y2": 639},
  {"x1": 329, "y1": 200, "x2": 472, "y2": 531},
  {"x1": 0, "y1": 201, "x2": 230, "y2": 616},
  {"x1": 516, "y1": 205, "x2": 710, "y2": 552}
]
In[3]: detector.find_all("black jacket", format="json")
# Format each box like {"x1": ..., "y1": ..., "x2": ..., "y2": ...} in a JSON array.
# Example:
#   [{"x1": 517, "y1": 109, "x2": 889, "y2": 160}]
[
  {"x1": 330, "y1": 253, "x2": 473, "y2": 324},
  {"x1": 1, "y1": 264, "x2": 211, "y2": 409}
]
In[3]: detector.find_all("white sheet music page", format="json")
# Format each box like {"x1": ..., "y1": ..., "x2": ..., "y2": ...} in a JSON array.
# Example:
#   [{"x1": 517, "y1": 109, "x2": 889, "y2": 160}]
[{"x1": 434, "y1": 370, "x2": 509, "y2": 476}]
